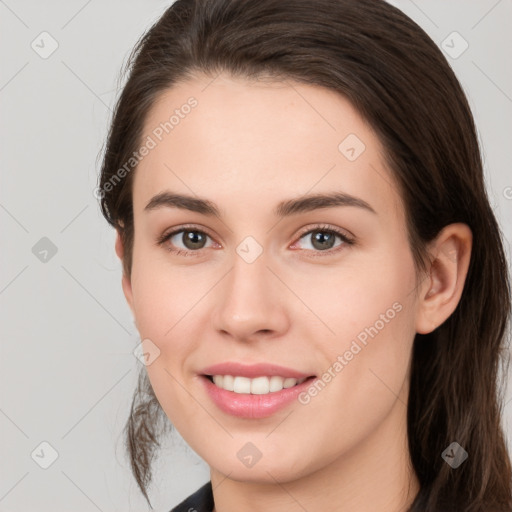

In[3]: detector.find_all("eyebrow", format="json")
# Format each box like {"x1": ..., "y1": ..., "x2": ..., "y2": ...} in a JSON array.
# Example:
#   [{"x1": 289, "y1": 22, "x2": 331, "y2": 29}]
[{"x1": 144, "y1": 190, "x2": 377, "y2": 217}]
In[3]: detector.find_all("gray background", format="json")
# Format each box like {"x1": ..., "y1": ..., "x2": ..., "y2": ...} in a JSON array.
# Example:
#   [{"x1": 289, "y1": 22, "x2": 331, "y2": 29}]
[{"x1": 1, "y1": 0, "x2": 511, "y2": 510}]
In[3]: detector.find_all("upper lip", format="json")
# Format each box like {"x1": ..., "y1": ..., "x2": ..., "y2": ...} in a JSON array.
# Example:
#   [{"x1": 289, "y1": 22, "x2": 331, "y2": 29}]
[{"x1": 200, "y1": 362, "x2": 315, "y2": 379}]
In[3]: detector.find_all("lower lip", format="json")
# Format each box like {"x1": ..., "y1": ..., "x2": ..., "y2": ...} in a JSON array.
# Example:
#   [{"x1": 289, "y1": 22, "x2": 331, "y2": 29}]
[{"x1": 199, "y1": 375, "x2": 317, "y2": 419}]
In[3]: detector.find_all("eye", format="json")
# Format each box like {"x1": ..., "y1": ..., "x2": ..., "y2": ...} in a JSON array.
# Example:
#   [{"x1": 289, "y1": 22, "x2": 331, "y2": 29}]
[
  {"x1": 291, "y1": 224, "x2": 354, "y2": 256},
  {"x1": 157, "y1": 223, "x2": 355, "y2": 257},
  {"x1": 157, "y1": 226, "x2": 216, "y2": 256}
]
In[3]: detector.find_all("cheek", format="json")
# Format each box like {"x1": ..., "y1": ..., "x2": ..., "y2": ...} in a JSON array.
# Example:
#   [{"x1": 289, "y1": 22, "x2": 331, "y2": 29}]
[
  {"x1": 129, "y1": 256, "x2": 216, "y2": 419},
  {"x1": 328, "y1": 299, "x2": 415, "y2": 409},
  {"x1": 130, "y1": 249, "x2": 213, "y2": 340},
  {"x1": 287, "y1": 294, "x2": 416, "y2": 475},
  {"x1": 296, "y1": 253, "x2": 416, "y2": 352},
  {"x1": 303, "y1": 248, "x2": 417, "y2": 414}
]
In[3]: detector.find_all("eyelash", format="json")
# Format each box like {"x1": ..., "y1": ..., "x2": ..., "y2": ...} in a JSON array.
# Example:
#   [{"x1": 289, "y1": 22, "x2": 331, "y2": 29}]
[{"x1": 156, "y1": 223, "x2": 355, "y2": 258}]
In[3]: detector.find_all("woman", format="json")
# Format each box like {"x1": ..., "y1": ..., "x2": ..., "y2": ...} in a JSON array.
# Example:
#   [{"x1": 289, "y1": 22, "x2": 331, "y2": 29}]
[{"x1": 97, "y1": 0, "x2": 512, "y2": 510}]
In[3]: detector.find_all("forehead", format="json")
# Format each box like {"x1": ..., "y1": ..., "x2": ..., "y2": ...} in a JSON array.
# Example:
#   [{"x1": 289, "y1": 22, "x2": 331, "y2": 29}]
[{"x1": 133, "y1": 73, "x2": 405, "y2": 224}]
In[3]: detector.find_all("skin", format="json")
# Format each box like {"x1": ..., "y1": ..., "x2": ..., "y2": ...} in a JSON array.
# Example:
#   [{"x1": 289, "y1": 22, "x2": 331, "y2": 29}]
[{"x1": 115, "y1": 72, "x2": 472, "y2": 512}]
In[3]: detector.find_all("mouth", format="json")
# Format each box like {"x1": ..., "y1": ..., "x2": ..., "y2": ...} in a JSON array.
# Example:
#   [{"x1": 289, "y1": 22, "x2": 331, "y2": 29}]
[
  {"x1": 202, "y1": 374, "x2": 316, "y2": 395},
  {"x1": 199, "y1": 373, "x2": 317, "y2": 419}
]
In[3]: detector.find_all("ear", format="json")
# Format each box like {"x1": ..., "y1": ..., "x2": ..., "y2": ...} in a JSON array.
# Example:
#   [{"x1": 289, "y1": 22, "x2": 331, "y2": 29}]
[
  {"x1": 115, "y1": 230, "x2": 135, "y2": 316},
  {"x1": 415, "y1": 223, "x2": 472, "y2": 334}
]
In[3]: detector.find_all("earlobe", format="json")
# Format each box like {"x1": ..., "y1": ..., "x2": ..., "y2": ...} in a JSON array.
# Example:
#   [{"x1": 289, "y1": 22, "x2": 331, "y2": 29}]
[
  {"x1": 115, "y1": 230, "x2": 135, "y2": 316},
  {"x1": 415, "y1": 223, "x2": 472, "y2": 335}
]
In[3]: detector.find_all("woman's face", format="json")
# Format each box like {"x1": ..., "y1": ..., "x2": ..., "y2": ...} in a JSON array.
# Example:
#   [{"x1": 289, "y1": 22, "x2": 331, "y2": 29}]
[{"x1": 120, "y1": 73, "x2": 426, "y2": 483}]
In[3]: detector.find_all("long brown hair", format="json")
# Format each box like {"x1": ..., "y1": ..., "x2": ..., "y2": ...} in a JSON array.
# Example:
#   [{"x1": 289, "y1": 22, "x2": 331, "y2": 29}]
[{"x1": 97, "y1": 0, "x2": 512, "y2": 509}]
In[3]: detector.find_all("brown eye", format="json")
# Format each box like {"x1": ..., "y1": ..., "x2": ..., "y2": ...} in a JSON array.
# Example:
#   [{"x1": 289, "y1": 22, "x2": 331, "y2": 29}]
[
  {"x1": 292, "y1": 225, "x2": 355, "y2": 257},
  {"x1": 178, "y1": 230, "x2": 208, "y2": 250},
  {"x1": 158, "y1": 228, "x2": 214, "y2": 255},
  {"x1": 309, "y1": 230, "x2": 337, "y2": 250}
]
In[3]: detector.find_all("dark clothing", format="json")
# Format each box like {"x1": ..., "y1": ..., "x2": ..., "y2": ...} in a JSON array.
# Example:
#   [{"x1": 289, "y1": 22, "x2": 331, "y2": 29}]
[{"x1": 169, "y1": 481, "x2": 214, "y2": 512}]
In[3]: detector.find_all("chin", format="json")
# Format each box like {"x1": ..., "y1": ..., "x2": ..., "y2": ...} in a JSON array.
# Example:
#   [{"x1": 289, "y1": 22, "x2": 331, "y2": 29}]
[{"x1": 208, "y1": 451, "x2": 312, "y2": 484}]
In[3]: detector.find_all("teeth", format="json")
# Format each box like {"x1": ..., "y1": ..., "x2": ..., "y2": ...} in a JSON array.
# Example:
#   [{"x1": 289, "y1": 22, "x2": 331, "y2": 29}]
[{"x1": 210, "y1": 375, "x2": 308, "y2": 394}]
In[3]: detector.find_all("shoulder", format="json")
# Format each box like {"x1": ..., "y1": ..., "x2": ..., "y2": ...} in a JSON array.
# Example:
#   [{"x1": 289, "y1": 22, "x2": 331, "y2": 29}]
[{"x1": 169, "y1": 481, "x2": 214, "y2": 512}]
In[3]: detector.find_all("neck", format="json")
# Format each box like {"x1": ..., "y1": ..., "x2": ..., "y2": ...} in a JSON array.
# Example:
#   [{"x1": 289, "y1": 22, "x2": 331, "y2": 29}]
[{"x1": 210, "y1": 397, "x2": 419, "y2": 512}]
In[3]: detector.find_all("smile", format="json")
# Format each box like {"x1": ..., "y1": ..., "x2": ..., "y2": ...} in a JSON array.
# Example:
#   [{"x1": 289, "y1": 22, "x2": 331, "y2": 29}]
[
  {"x1": 200, "y1": 374, "x2": 317, "y2": 419},
  {"x1": 207, "y1": 375, "x2": 309, "y2": 394}
]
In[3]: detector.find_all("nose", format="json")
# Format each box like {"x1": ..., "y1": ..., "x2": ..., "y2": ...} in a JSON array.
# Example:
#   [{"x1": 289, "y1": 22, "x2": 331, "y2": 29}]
[{"x1": 212, "y1": 250, "x2": 290, "y2": 342}]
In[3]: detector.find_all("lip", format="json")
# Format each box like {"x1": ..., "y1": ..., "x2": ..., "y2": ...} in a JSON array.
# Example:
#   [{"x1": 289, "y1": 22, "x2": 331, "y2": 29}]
[
  {"x1": 199, "y1": 374, "x2": 317, "y2": 419},
  {"x1": 199, "y1": 362, "x2": 313, "y2": 379}
]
